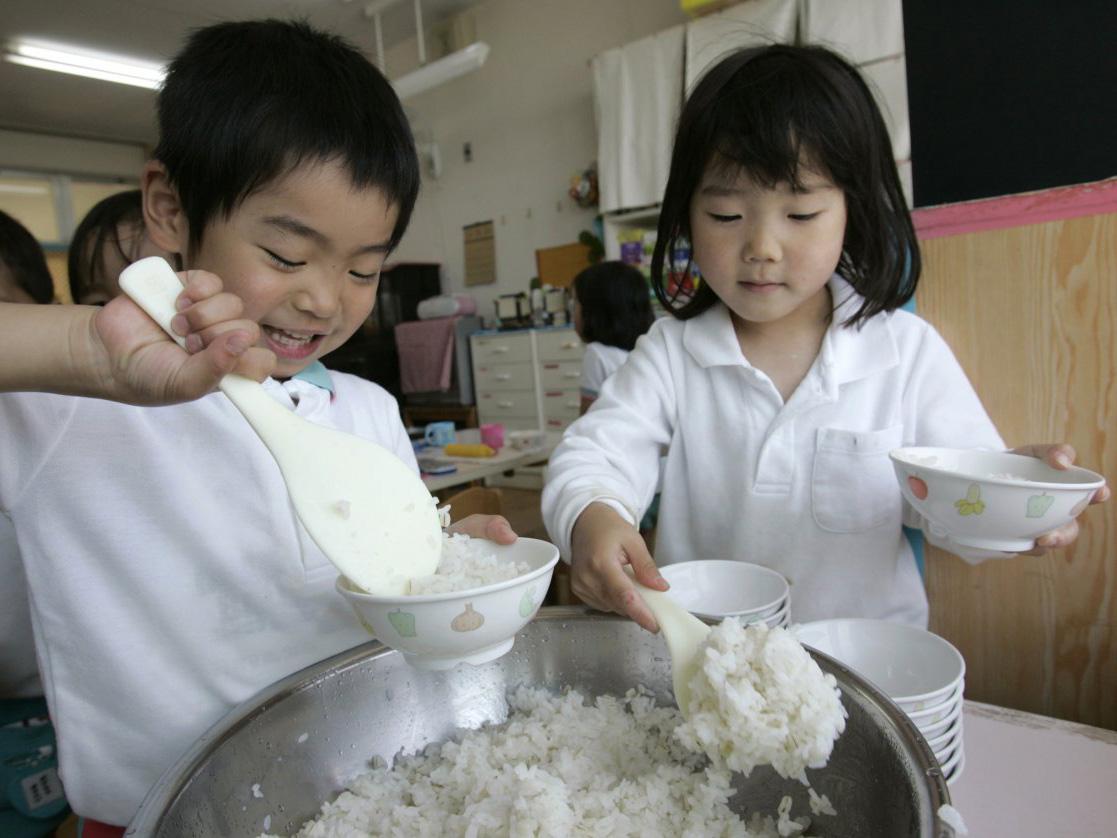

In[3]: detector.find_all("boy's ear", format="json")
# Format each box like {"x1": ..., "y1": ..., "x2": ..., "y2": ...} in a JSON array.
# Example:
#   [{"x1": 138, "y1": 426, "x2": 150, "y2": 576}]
[{"x1": 141, "y1": 161, "x2": 190, "y2": 257}]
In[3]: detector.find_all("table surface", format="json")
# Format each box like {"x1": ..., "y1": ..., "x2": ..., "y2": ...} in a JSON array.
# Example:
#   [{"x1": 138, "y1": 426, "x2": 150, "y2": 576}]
[
  {"x1": 951, "y1": 700, "x2": 1117, "y2": 837},
  {"x1": 419, "y1": 429, "x2": 561, "y2": 493}
]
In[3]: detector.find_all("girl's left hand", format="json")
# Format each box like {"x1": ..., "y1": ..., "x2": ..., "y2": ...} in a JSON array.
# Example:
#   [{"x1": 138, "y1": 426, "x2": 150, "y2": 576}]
[
  {"x1": 1011, "y1": 443, "x2": 1110, "y2": 555},
  {"x1": 447, "y1": 514, "x2": 518, "y2": 544}
]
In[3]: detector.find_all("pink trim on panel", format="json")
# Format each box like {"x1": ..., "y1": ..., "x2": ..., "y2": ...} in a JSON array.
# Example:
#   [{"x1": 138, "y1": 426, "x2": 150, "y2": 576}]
[{"x1": 912, "y1": 177, "x2": 1117, "y2": 240}]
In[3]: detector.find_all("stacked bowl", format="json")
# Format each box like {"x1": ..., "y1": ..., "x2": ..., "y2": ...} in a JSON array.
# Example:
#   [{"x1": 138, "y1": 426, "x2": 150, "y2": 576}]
[
  {"x1": 658, "y1": 560, "x2": 790, "y2": 627},
  {"x1": 794, "y1": 618, "x2": 966, "y2": 784}
]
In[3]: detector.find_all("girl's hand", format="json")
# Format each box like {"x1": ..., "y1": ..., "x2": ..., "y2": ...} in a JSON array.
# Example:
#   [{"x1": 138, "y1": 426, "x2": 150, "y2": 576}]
[
  {"x1": 447, "y1": 514, "x2": 517, "y2": 544},
  {"x1": 570, "y1": 502, "x2": 668, "y2": 633},
  {"x1": 1011, "y1": 443, "x2": 1110, "y2": 554},
  {"x1": 87, "y1": 269, "x2": 275, "y2": 405}
]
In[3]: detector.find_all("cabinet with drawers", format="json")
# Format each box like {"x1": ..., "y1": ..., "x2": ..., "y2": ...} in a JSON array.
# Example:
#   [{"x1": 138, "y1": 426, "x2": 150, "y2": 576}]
[{"x1": 470, "y1": 327, "x2": 584, "y2": 432}]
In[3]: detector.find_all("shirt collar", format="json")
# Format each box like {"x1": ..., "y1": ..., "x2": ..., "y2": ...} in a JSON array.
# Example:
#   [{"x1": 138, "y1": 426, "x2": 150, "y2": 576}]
[
  {"x1": 682, "y1": 275, "x2": 899, "y2": 384},
  {"x1": 259, "y1": 361, "x2": 335, "y2": 420},
  {"x1": 291, "y1": 361, "x2": 334, "y2": 393},
  {"x1": 820, "y1": 275, "x2": 899, "y2": 385}
]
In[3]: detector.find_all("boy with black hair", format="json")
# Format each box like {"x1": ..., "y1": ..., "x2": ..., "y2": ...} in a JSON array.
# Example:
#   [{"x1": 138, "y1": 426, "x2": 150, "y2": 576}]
[{"x1": 0, "y1": 19, "x2": 513, "y2": 830}]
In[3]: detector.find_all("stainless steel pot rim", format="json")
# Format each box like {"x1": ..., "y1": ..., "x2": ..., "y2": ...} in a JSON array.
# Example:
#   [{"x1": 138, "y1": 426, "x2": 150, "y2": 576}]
[{"x1": 128, "y1": 607, "x2": 957, "y2": 837}]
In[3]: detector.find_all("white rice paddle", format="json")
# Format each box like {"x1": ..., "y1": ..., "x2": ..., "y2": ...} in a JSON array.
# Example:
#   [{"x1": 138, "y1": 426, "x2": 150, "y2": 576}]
[
  {"x1": 119, "y1": 257, "x2": 442, "y2": 596},
  {"x1": 631, "y1": 574, "x2": 710, "y2": 717}
]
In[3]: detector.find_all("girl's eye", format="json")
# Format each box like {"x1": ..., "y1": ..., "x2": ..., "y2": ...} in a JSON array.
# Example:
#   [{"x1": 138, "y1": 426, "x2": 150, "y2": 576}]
[
  {"x1": 262, "y1": 248, "x2": 305, "y2": 270},
  {"x1": 789, "y1": 212, "x2": 822, "y2": 222},
  {"x1": 349, "y1": 269, "x2": 380, "y2": 283},
  {"x1": 708, "y1": 212, "x2": 740, "y2": 223}
]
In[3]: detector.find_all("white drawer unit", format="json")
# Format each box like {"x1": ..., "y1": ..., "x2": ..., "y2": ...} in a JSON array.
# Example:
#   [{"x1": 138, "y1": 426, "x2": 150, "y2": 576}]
[
  {"x1": 474, "y1": 363, "x2": 535, "y2": 391},
  {"x1": 535, "y1": 329, "x2": 585, "y2": 362},
  {"x1": 470, "y1": 327, "x2": 584, "y2": 433},
  {"x1": 471, "y1": 332, "x2": 533, "y2": 363},
  {"x1": 538, "y1": 360, "x2": 582, "y2": 391},
  {"x1": 541, "y1": 388, "x2": 582, "y2": 430},
  {"x1": 476, "y1": 389, "x2": 539, "y2": 420}
]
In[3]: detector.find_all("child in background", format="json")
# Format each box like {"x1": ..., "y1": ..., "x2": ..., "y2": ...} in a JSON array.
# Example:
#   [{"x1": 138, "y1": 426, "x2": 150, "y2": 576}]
[
  {"x1": 0, "y1": 210, "x2": 54, "y2": 304},
  {"x1": 0, "y1": 20, "x2": 513, "y2": 831},
  {"x1": 67, "y1": 189, "x2": 173, "y2": 305},
  {"x1": 542, "y1": 44, "x2": 1107, "y2": 634},
  {"x1": 571, "y1": 260, "x2": 655, "y2": 415}
]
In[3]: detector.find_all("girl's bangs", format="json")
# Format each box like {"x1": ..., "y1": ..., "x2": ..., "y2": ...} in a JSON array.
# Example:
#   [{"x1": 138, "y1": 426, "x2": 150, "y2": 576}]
[{"x1": 708, "y1": 106, "x2": 822, "y2": 191}]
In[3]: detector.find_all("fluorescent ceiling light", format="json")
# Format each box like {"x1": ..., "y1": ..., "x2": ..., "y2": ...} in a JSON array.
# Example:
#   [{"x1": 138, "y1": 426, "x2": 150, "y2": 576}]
[
  {"x1": 0, "y1": 183, "x2": 51, "y2": 195},
  {"x1": 5, "y1": 40, "x2": 165, "y2": 90},
  {"x1": 392, "y1": 41, "x2": 489, "y2": 100}
]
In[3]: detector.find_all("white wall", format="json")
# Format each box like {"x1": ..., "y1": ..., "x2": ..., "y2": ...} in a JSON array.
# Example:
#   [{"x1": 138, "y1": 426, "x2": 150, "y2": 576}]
[
  {"x1": 389, "y1": 0, "x2": 686, "y2": 317},
  {"x1": 0, "y1": 128, "x2": 146, "y2": 179}
]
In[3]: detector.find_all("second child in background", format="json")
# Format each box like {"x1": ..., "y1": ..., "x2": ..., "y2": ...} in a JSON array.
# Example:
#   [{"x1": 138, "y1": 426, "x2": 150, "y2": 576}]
[
  {"x1": 571, "y1": 260, "x2": 655, "y2": 414},
  {"x1": 67, "y1": 189, "x2": 174, "y2": 305},
  {"x1": 0, "y1": 209, "x2": 54, "y2": 304}
]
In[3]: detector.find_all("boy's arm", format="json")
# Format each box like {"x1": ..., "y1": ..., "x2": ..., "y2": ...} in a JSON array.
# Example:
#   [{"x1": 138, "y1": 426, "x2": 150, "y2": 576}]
[{"x1": 1, "y1": 273, "x2": 273, "y2": 404}]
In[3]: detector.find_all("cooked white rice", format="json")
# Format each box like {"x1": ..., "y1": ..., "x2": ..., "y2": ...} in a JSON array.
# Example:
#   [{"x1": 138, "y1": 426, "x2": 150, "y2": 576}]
[
  {"x1": 986, "y1": 471, "x2": 1031, "y2": 482},
  {"x1": 937, "y1": 804, "x2": 969, "y2": 834},
  {"x1": 406, "y1": 532, "x2": 529, "y2": 595},
  {"x1": 674, "y1": 620, "x2": 846, "y2": 784},
  {"x1": 265, "y1": 686, "x2": 820, "y2": 838}
]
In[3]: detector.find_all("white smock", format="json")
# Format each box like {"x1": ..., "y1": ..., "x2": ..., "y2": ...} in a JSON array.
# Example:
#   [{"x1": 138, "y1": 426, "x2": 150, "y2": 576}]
[
  {"x1": 0, "y1": 368, "x2": 415, "y2": 825},
  {"x1": 580, "y1": 341, "x2": 630, "y2": 399},
  {"x1": 542, "y1": 276, "x2": 1004, "y2": 627}
]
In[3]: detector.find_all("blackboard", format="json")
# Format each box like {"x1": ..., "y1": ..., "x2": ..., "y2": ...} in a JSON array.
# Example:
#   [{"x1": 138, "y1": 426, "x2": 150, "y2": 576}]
[{"x1": 903, "y1": 1, "x2": 1117, "y2": 207}]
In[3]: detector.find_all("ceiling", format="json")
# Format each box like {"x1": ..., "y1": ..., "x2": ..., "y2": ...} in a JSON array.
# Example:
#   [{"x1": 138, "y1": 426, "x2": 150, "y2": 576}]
[{"x1": 0, "y1": 0, "x2": 477, "y2": 146}]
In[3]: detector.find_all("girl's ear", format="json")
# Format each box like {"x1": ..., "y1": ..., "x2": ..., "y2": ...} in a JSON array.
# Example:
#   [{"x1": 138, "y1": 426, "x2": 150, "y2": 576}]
[{"x1": 141, "y1": 161, "x2": 189, "y2": 258}]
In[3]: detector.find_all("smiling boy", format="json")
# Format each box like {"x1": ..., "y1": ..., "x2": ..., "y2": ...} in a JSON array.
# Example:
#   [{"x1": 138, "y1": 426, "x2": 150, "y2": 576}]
[{"x1": 0, "y1": 20, "x2": 512, "y2": 830}]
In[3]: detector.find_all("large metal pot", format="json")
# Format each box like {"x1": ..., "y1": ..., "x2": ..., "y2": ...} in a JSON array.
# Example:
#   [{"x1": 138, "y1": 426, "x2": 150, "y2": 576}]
[{"x1": 129, "y1": 609, "x2": 956, "y2": 836}]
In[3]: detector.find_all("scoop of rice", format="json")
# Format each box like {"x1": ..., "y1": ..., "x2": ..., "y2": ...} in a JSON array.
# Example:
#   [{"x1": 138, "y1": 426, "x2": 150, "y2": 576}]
[
  {"x1": 937, "y1": 804, "x2": 969, "y2": 835},
  {"x1": 267, "y1": 686, "x2": 819, "y2": 837},
  {"x1": 406, "y1": 532, "x2": 529, "y2": 595},
  {"x1": 674, "y1": 620, "x2": 846, "y2": 784}
]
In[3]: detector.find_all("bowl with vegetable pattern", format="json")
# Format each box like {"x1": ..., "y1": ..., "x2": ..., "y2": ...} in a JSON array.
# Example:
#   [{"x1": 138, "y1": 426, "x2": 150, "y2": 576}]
[
  {"x1": 890, "y1": 447, "x2": 1104, "y2": 553},
  {"x1": 336, "y1": 537, "x2": 559, "y2": 670}
]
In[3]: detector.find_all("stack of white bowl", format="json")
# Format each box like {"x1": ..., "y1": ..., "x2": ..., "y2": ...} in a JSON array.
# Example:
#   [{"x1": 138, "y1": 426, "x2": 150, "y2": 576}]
[
  {"x1": 658, "y1": 560, "x2": 790, "y2": 628},
  {"x1": 794, "y1": 618, "x2": 966, "y2": 784}
]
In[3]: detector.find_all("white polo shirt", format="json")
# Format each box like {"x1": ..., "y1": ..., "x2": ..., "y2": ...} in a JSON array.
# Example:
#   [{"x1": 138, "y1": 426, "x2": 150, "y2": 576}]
[
  {"x1": 0, "y1": 369, "x2": 416, "y2": 825},
  {"x1": 542, "y1": 276, "x2": 1004, "y2": 627},
  {"x1": 580, "y1": 342, "x2": 629, "y2": 398}
]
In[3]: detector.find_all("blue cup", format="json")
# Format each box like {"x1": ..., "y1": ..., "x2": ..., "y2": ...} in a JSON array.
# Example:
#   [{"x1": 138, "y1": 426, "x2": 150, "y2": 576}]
[{"x1": 424, "y1": 421, "x2": 456, "y2": 447}]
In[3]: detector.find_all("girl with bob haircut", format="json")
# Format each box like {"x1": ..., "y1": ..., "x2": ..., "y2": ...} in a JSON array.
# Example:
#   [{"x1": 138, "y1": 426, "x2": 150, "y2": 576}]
[
  {"x1": 543, "y1": 44, "x2": 1105, "y2": 634},
  {"x1": 571, "y1": 260, "x2": 655, "y2": 413}
]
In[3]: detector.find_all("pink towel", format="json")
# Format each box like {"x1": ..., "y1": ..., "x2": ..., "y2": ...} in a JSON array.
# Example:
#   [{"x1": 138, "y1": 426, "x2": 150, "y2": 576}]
[{"x1": 394, "y1": 317, "x2": 457, "y2": 393}]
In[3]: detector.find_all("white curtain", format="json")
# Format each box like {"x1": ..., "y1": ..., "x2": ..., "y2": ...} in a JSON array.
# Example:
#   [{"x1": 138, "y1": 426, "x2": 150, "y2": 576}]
[
  {"x1": 593, "y1": 24, "x2": 685, "y2": 214},
  {"x1": 685, "y1": 0, "x2": 799, "y2": 93}
]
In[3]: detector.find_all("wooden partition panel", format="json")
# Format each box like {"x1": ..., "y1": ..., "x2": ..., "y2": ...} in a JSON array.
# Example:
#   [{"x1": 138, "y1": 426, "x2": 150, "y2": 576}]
[{"x1": 916, "y1": 206, "x2": 1115, "y2": 729}]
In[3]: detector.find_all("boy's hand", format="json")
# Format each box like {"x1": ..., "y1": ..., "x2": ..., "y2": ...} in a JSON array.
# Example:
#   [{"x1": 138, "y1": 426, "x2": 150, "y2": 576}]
[
  {"x1": 447, "y1": 514, "x2": 517, "y2": 544},
  {"x1": 570, "y1": 502, "x2": 667, "y2": 633},
  {"x1": 86, "y1": 269, "x2": 275, "y2": 405},
  {"x1": 1011, "y1": 443, "x2": 1110, "y2": 554}
]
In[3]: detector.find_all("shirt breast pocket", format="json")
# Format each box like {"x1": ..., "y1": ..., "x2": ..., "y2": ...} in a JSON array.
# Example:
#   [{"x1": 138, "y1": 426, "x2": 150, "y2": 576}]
[{"x1": 811, "y1": 425, "x2": 904, "y2": 533}]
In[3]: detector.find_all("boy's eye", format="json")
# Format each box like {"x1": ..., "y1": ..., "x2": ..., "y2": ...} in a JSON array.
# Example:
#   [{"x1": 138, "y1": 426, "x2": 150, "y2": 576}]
[
  {"x1": 262, "y1": 248, "x2": 306, "y2": 269},
  {"x1": 789, "y1": 212, "x2": 822, "y2": 221}
]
